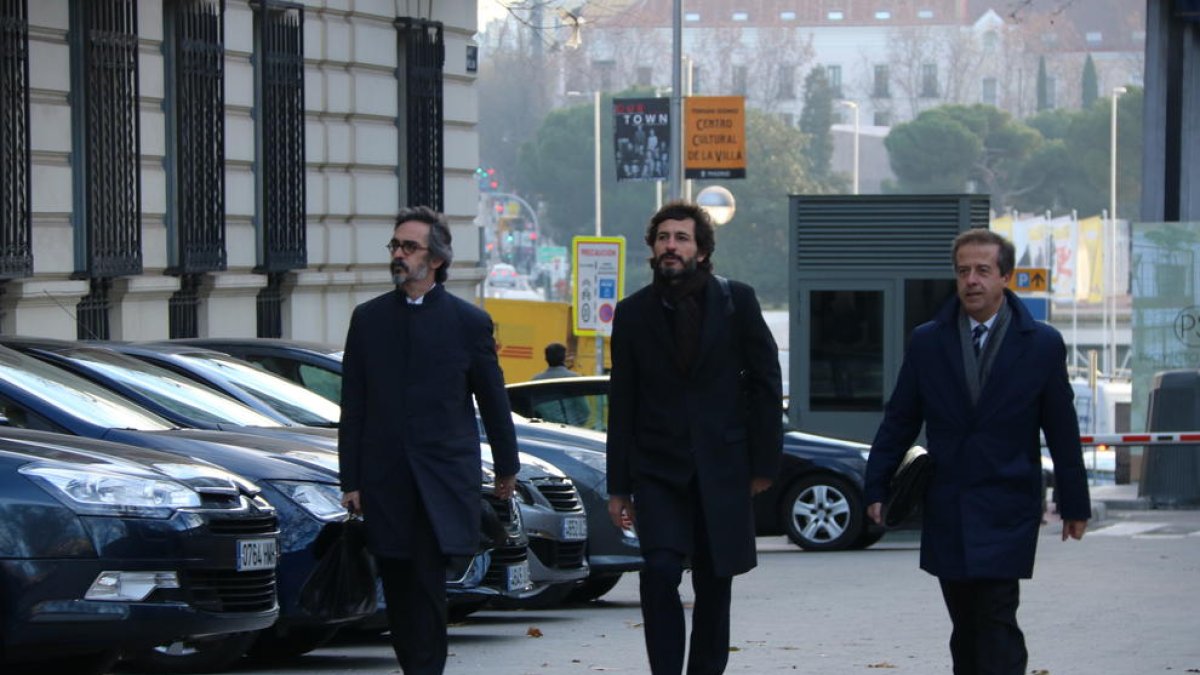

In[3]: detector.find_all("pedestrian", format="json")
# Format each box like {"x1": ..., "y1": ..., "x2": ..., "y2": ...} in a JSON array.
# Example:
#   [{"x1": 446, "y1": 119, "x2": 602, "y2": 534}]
[
  {"x1": 606, "y1": 200, "x2": 783, "y2": 675},
  {"x1": 864, "y1": 228, "x2": 1090, "y2": 675},
  {"x1": 532, "y1": 342, "x2": 578, "y2": 380},
  {"x1": 338, "y1": 206, "x2": 520, "y2": 675}
]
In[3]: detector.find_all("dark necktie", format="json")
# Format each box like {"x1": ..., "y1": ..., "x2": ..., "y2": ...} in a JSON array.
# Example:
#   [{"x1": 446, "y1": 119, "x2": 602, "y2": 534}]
[{"x1": 972, "y1": 324, "x2": 988, "y2": 357}]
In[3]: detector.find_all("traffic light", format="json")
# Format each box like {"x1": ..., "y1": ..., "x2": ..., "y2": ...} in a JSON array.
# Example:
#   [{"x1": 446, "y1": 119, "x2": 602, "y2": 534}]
[{"x1": 476, "y1": 167, "x2": 500, "y2": 192}]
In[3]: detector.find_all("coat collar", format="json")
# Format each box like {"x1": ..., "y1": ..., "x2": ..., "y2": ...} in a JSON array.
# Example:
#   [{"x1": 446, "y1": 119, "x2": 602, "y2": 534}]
[
  {"x1": 644, "y1": 275, "x2": 726, "y2": 377},
  {"x1": 933, "y1": 288, "x2": 1037, "y2": 411}
]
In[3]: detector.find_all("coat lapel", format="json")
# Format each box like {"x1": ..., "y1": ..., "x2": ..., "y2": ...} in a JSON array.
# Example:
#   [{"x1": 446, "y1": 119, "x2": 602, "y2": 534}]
[
  {"x1": 692, "y1": 276, "x2": 726, "y2": 376},
  {"x1": 643, "y1": 288, "x2": 675, "y2": 354}
]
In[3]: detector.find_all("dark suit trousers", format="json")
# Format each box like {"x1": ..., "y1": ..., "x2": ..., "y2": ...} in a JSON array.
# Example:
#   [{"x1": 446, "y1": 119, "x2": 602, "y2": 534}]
[
  {"x1": 938, "y1": 578, "x2": 1027, "y2": 675},
  {"x1": 638, "y1": 485, "x2": 733, "y2": 675},
  {"x1": 375, "y1": 500, "x2": 448, "y2": 675}
]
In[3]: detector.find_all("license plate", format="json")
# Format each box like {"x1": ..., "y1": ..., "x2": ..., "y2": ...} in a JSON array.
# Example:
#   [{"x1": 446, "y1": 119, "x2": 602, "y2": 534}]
[
  {"x1": 561, "y1": 515, "x2": 588, "y2": 541},
  {"x1": 506, "y1": 560, "x2": 531, "y2": 592},
  {"x1": 237, "y1": 538, "x2": 278, "y2": 571}
]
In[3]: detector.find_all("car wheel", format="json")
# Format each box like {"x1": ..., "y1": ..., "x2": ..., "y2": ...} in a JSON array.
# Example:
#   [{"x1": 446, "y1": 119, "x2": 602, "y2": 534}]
[
  {"x1": 247, "y1": 626, "x2": 340, "y2": 660},
  {"x1": 781, "y1": 474, "x2": 865, "y2": 551},
  {"x1": 565, "y1": 573, "x2": 623, "y2": 603},
  {"x1": 123, "y1": 631, "x2": 259, "y2": 673}
]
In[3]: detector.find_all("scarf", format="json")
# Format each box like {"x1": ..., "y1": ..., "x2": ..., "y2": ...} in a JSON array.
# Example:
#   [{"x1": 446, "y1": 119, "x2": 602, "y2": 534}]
[{"x1": 654, "y1": 268, "x2": 711, "y2": 375}]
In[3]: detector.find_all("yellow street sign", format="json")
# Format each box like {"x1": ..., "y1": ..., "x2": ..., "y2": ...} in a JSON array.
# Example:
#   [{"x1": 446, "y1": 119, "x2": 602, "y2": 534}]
[{"x1": 1008, "y1": 267, "x2": 1049, "y2": 293}]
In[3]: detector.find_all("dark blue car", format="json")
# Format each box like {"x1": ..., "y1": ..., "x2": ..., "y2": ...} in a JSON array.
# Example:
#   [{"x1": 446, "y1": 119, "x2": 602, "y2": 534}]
[
  {"x1": 0, "y1": 429, "x2": 278, "y2": 674},
  {"x1": 0, "y1": 345, "x2": 370, "y2": 671}
]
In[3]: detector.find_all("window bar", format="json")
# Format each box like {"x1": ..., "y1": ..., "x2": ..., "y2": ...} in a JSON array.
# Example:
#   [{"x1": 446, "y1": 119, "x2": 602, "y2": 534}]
[{"x1": 1, "y1": 0, "x2": 32, "y2": 278}]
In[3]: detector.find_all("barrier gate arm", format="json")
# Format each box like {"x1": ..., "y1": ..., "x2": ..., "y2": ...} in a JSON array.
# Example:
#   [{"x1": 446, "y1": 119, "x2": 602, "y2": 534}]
[{"x1": 1079, "y1": 432, "x2": 1200, "y2": 446}]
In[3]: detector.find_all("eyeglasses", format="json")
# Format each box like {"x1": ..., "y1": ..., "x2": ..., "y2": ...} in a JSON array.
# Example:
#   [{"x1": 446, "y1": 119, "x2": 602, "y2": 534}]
[{"x1": 386, "y1": 239, "x2": 429, "y2": 255}]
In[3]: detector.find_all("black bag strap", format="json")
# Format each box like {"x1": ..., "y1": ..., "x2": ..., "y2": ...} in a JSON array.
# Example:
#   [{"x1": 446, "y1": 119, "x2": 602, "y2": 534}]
[{"x1": 715, "y1": 274, "x2": 735, "y2": 317}]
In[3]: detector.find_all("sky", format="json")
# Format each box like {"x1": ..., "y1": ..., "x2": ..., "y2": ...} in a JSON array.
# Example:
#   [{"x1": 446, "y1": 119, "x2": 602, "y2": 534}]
[{"x1": 479, "y1": 0, "x2": 508, "y2": 25}]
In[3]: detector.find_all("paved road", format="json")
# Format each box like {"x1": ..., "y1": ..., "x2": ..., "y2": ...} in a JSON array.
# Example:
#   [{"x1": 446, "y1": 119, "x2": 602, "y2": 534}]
[{"x1": 185, "y1": 510, "x2": 1200, "y2": 675}]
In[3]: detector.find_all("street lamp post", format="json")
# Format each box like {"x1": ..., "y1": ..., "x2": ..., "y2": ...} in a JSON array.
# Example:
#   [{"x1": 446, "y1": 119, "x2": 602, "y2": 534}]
[
  {"x1": 1108, "y1": 85, "x2": 1126, "y2": 374},
  {"x1": 838, "y1": 100, "x2": 860, "y2": 195}
]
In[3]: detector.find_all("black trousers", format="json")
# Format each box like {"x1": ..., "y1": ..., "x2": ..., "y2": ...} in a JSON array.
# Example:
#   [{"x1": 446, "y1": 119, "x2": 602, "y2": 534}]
[
  {"x1": 638, "y1": 492, "x2": 733, "y2": 675},
  {"x1": 375, "y1": 502, "x2": 448, "y2": 675},
  {"x1": 938, "y1": 578, "x2": 1027, "y2": 675}
]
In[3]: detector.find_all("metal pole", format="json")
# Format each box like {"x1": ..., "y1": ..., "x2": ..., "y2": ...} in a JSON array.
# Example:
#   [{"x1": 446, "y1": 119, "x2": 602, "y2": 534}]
[
  {"x1": 851, "y1": 103, "x2": 859, "y2": 195},
  {"x1": 594, "y1": 90, "x2": 604, "y2": 374},
  {"x1": 1109, "y1": 86, "x2": 1125, "y2": 376},
  {"x1": 669, "y1": 0, "x2": 682, "y2": 200}
]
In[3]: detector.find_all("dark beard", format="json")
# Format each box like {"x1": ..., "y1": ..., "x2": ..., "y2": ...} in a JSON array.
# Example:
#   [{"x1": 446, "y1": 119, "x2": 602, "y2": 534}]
[{"x1": 650, "y1": 254, "x2": 698, "y2": 284}]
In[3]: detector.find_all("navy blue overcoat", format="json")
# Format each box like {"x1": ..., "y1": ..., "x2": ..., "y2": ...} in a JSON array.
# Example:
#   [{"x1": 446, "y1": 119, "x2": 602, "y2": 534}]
[
  {"x1": 338, "y1": 285, "x2": 520, "y2": 558},
  {"x1": 865, "y1": 289, "x2": 1090, "y2": 580}
]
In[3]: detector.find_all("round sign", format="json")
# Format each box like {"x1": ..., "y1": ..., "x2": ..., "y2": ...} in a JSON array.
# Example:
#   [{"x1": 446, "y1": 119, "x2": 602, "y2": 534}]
[
  {"x1": 599, "y1": 303, "x2": 615, "y2": 323},
  {"x1": 696, "y1": 185, "x2": 736, "y2": 226}
]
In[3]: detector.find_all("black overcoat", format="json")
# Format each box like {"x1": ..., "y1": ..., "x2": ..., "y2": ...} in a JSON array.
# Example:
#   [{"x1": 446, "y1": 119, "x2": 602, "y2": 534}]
[
  {"x1": 865, "y1": 290, "x2": 1091, "y2": 580},
  {"x1": 338, "y1": 285, "x2": 520, "y2": 558},
  {"x1": 606, "y1": 276, "x2": 782, "y2": 577}
]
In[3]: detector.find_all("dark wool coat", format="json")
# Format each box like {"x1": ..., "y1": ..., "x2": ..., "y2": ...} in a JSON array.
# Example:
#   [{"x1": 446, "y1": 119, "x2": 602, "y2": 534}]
[
  {"x1": 338, "y1": 284, "x2": 520, "y2": 558},
  {"x1": 606, "y1": 276, "x2": 782, "y2": 578},
  {"x1": 865, "y1": 289, "x2": 1091, "y2": 580}
]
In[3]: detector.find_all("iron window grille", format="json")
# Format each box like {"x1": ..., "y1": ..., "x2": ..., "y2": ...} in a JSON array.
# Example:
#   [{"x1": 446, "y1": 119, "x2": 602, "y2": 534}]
[
  {"x1": 256, "y1": 271, "x2": 283, "y2": 338},
  {"x1": 396, "y1": 17, "x2": 444, "y2": 211},
  {"x1": 164, "y1": 0, "x2": 226, "y2": 275},
  {"x1": 169, "y1": 272, "x2": 203, "y2": 338},
  {"x1": 76, "y1": 277, "x2": 113, "y2": 340},
  {"x1": 252, "y1": 0, "x2": 305, "y2": 274},
  {"x1": 1, "y1": 0, "x2": 32, "y2": 279},
  {"x1": 69, "y1": 0, "x2": 143, "y2": 279}
]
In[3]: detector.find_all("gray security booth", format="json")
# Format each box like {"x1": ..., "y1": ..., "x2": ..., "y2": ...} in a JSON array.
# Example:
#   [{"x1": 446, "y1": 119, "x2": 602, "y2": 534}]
[{"x1": 787, "y1": 194, "x2": 989, "y2": 443}]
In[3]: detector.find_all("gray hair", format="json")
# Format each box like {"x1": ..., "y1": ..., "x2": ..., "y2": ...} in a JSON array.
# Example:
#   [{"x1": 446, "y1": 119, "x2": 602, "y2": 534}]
[{"x1": 396, "y1": 206, "x2": 454, "y2": 283}]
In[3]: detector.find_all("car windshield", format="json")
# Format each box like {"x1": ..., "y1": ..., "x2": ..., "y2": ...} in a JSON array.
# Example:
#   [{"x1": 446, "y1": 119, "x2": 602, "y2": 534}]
[
  {"x1": 57, "y1": 348, "x2": 285, "y2": 428},
  {"x1": 0, "y1": 349, "x2": 174, "y2": 431},
  {"x1": 178, "y1": 353, "x2": 341, "y2": 427}
]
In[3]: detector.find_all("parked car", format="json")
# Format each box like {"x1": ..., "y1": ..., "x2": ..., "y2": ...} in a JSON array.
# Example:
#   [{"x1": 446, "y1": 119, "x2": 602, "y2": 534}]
[
  {"x1": 0, "y1": 345, "x2": 371, "y2": 670},
  {"x1": 0, "y1": 429, "x2": 278, "y2": 674},
  {"x1": 174, "y1": 338, "x2": 635, "y2": 602},
  {"x1": 102, "y1": 342, "x2": 341, "y2": 428},
  {"x1": 505, "y1": 376, "x2": 884, "y2": 551},
  {"x1": 507, "y1": 421, "x2": 642, "y2": 602}
]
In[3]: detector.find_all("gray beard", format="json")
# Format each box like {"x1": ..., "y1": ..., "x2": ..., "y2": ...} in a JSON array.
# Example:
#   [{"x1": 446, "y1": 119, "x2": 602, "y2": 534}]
[{"x1": 392, "y1": 262, "x2": 430, "y2": 287}]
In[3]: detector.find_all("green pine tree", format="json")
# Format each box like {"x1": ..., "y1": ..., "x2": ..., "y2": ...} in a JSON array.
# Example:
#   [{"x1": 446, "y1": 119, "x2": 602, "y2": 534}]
[
  {"x1": 799, "y1": 67, "x2": 835, "y2": 183},
  {"x1": 1082, "y1": 54, "x2": 1099, "y2": 108},
  {"x1": 1036, "y1": 56, "x2": 1050, "y2": 111}
]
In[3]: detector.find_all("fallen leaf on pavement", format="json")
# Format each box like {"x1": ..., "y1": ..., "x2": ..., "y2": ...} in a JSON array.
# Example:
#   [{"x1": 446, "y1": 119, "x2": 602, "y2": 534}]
[
  {"x1": 728, "y1": 647, "x2": 740, "y2": 652},
  {"x1": 867, "y1": 663, "x2": 897, "y2": 669},
  {"x1": 526, "y1": 627, "x2": 543, "y2": 638}
]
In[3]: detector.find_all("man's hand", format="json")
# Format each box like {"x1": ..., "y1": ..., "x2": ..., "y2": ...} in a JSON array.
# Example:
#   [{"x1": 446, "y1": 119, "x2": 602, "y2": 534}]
[
  {"x1": 750, "y1": 478, "x2": 773, "y2": 496},
  {"x1": 867, "y1": 502, "x2": 883, "y2": 526},
  {"x1": 608, "y1": 495, "x2": 636, "y2": 529},
  {"x1": 494, "y1": 475, "x2": 517, "y2": 501},
  {"x1": 342, "y1": 490, "x2": 361, "y2": 515},
  {"x1": 1062, "y1": 519, "x2": 1088, "y2": 541}
]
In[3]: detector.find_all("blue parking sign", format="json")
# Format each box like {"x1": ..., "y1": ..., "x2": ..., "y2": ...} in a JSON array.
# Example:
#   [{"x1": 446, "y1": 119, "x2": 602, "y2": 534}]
[{"x1": 598, "y1": 279, "x2": 616, "y2": 299}]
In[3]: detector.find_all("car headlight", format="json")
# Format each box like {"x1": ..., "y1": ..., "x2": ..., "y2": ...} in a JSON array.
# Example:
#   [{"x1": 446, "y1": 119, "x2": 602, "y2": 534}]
[
  {"x1": 268, "y1": 480, "x2": 348, "y2": 522},
  {"x1": 21, "y1": 465, "x2": 200, "y2": 518}
]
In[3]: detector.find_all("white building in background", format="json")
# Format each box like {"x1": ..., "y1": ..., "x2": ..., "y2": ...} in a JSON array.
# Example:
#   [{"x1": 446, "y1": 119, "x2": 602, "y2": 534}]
[{"x1": 1, "y1": 0, "x2": 484, "y2": 343}]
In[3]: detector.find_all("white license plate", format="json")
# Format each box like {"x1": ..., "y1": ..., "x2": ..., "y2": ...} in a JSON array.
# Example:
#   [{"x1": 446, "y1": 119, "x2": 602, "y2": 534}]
[
  {"x1": 561, "y1": 515, "x2": 588, "y2": 541},
  {"x1": 237, "y1": 538, "x2": 278, "y2": 571},
  {"x1": 506, "y1": 560, "x2": 531, "y2": 592}
]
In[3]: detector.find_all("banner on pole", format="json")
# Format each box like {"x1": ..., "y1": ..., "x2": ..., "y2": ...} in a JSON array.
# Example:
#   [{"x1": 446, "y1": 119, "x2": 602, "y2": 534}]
[
  {"x1": 684, "y1": 96, "x2": 746, "y2": 179},
  {"x1": 613, "y1": 98, "x2": 670, "y2": 182}
]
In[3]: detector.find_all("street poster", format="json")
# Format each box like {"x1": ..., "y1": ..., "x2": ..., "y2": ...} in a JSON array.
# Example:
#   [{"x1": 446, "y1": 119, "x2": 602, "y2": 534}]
[
  {"x1": 684, "y1": 95, "x2": 746, "y2": 179},
  {"x1": 613, "y1": 98, "x2": 670, "y2": 182},
  {"x1": 572, "y1": 236, "x2": 626, "y2": 337}
]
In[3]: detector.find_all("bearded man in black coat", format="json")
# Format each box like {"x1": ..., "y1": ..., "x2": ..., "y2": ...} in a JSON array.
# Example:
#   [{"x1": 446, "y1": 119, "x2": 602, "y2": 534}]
[
  {"x1": 607, "y1": 201, "x2": 783, "y2": 675},
  {"x1": 339, "y1": 206, "x2": 519, "y2": 675}
]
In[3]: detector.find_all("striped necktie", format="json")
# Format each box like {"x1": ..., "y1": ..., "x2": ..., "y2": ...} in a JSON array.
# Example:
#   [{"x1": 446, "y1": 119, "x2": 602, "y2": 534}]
[{"x1": 972, "y1": 324, "x2": 988, "y2": 357}]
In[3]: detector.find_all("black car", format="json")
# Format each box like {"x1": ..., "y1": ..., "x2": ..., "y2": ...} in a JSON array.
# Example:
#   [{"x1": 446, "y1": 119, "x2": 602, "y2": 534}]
[
  {"x1": 506, "y1": 376, "x2": 884, "y2": 551},
  {"x1": 171, "y1": 338, "x2": 345, "y2": 403},
  {"x1": 0, "y1": 430, "x2": 278, "y2": 674}
]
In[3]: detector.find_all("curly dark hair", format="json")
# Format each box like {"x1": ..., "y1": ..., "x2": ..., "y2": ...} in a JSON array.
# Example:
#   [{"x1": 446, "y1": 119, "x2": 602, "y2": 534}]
[{"x1": 644, "y1": 200, "x2": 715, "y2": 272}]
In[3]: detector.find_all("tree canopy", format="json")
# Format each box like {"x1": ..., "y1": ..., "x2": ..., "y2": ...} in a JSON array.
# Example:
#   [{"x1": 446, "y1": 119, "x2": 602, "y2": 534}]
[{"x1": 515, "y1": 98, "x2": 823, "y2": 305}]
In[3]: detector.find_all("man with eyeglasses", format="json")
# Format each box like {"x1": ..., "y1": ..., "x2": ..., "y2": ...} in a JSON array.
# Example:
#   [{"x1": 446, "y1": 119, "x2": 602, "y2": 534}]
[{"x1": 338, "y1": 205, "x2": 520, "y2": 675}]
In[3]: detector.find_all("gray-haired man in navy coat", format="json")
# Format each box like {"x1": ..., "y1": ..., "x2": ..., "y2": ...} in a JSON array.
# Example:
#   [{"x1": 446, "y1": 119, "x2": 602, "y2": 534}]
[
  {"x1": 339, "y1": 206, "x2": 519, "y2": 675},
  {"x1": 865, "y1": 228, "x2": 1090, "y2": 675}
]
